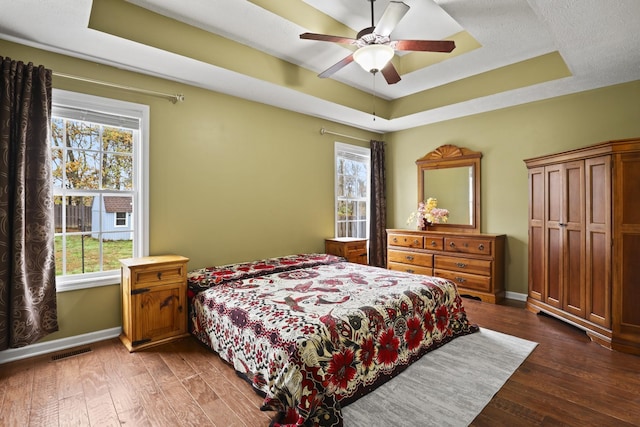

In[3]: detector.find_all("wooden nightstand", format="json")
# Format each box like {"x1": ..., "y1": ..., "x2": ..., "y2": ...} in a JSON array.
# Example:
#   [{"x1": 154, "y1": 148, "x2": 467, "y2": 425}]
[
  {"x1": 325, "y1": 238, "x2": 368, "y2": 265},
  {"x1": 119, "y1": 255, "x2": 190, "y2": 352}
]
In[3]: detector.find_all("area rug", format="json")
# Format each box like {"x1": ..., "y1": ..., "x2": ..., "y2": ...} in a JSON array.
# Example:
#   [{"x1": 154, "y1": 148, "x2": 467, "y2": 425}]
[{"x1": 342, "y1": 328, "x2": 538, "y2": 427}]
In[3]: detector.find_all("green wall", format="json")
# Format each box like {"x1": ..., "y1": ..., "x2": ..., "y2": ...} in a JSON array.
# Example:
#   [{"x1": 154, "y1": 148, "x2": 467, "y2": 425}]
[
  {"x1": 2, "y1": 38, "x2": 640, "y2": 344},
  {"x1": 386, "y1": 80, "x2": 640, "y2": 295},
  {"x1": 0, "y1": 40, "x2": 377, "y2": 341}
]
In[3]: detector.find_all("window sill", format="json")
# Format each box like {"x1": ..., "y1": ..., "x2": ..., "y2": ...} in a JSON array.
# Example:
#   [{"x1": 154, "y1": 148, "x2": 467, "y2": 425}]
[{"x1": 56, "y1": 271, "x2": 120, "y2": 292}]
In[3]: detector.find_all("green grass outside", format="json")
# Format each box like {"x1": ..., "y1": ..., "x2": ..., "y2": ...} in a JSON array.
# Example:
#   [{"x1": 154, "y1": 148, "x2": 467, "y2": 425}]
[{"x1": 55, "y1": 235, "x2": 133, "y2": 275}]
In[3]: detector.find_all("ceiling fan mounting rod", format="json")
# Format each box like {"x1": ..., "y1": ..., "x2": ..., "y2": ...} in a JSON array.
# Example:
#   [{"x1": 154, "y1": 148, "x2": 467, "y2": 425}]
[{"x1": 369, "y1": 0, "x2": 375, "y2": 28}]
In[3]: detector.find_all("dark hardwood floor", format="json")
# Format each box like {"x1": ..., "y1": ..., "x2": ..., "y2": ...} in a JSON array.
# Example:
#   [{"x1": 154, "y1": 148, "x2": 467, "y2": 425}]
[{"x1": 1, "y1": 298, "x2": 639, "y2": 426}]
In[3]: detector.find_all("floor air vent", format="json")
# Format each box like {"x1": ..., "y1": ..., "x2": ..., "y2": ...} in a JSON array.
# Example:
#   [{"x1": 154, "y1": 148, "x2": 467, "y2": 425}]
[{"x1": 51, "y1": 347, "x2": 92, "y2": 361}]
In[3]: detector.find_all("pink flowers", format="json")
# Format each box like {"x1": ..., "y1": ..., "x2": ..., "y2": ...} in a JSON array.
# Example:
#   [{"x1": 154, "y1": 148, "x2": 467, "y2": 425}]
[{"x1": 407, "y1": 197, "x2": 449, "y2": 228}]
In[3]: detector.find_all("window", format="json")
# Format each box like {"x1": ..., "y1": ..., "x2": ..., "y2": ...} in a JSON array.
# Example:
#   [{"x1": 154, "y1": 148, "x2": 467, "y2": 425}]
[
  {"x1": 334, "y1": 142, "x2": 370, "y2": 238},
  {"x1": 114, "y1": 212, "x2": 128, "y2": 227},
  {"x1": 51, "y1": 90, "x2": 149, "y2": 291}
]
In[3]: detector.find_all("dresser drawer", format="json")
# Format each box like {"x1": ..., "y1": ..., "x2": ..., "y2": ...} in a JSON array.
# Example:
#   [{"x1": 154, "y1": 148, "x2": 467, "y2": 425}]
[
  {"x1": 132, "y1": 263, "x2": 186, "y2": 287},
  {"x1": 424, "y1": 236, "x2": 444, "y2": 250},
  {"x1": 388, "y1": 250, "x2": 433, "y2": 268},
  {"x1": 435, "y1": 255, "x2": 491, "y2": 276},
  {"x1": 388, "y1": 262, "x2": 433, "y2": 276},
  {"x1": 435, "y1": 269, "x2": 491, "y2": 292},
  {"x1": 444, "y1": 237, "x2": 493, "y2": 256},
  {"x1": 388, "y1": 233, "x2": 424, "y2": 249}
]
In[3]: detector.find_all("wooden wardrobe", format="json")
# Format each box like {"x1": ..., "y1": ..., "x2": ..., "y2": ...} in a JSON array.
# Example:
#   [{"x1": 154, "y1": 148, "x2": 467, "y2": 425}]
[{"x1": 525, "y1": 137, "x2": 640, "y2": 355}]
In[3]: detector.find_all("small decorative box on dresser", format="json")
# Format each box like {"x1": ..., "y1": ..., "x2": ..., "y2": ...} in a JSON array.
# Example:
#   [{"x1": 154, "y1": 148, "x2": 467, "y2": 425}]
[
  {"x1": 387, "y1": 230, "x2": 505, "y2": 303},
  {"x1": 119, "y1": 255, "x2": 190, "y2": 352},
  {"x1": 325, "y1": 237, "x2": 368, "y2": 264}
]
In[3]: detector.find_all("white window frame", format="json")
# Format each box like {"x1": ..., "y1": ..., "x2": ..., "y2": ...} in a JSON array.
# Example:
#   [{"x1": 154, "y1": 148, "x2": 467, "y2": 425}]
[
  {"x1": 53, "y1": 89, "x2": 149, "y2": 292},
  {"x1": 334, "y1": 142, "x2": 371, "y2": 239}
]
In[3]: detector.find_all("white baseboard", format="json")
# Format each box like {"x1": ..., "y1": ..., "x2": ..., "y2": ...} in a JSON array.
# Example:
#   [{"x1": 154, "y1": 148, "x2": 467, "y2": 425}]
[
  {"x1": 505, "y1": 291, "x2": 527, "y2": 302},
  {"x1": 0, "y1": 327, "x2": 122, "y2": 365}
]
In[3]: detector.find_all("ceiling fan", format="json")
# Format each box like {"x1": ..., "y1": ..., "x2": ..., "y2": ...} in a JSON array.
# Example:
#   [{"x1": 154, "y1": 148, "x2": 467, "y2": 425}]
[{"x1": 300, "y1": 0, "x2": 456, "y2": 84}]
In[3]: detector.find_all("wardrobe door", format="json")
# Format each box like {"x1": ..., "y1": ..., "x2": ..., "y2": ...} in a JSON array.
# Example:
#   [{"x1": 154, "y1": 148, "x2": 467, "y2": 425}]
[
  {"x1": 528, "y1": 167, "x2": 545, "y2": 302},
  {"x1": 544, "y1": 164, "x2": 563, "y2": 309},
  {"x1": 613, "y1": 152, "x2": 640, "y2": 354},
  {"x1": 562, "y1": 161, "x2": 586, "y2": 318},
  {"x1": 585, "y1": 156, "x2": 611, "y2": 327}
]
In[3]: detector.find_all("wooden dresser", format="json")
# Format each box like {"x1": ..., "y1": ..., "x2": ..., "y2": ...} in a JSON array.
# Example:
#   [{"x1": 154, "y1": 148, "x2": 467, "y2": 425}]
[
  {"x1": 119, "y1": 255, "x2": 190, "y2": 352},
  {"x1": 325, "y1": 237, "x2": 368, "y2": 264},
  {"x1": 525, "y1": 138, "x2": 640, "y2": 355},
  {"x1": 387, "y1": 229, "x2": 505, "y2": 303}
]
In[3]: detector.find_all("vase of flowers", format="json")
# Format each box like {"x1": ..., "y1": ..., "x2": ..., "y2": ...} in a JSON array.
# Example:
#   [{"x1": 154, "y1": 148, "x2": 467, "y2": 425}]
[{"x1": 407, "y1": 198, "x2": 449, "y2": 230}]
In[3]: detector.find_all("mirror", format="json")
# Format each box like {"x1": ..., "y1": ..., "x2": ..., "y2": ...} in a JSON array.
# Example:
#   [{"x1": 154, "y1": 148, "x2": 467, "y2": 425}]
[{"x1": 416, "y1": 144, "x2": 481, "y2": 233}]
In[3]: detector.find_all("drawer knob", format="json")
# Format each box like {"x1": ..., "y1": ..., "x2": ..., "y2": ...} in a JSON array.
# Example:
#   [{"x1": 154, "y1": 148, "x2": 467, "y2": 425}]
[
  {"x1": 455, "y1": 277, "x2": 466, "y2": 283},
  {"x1": 393, "y1": 238, "x2": 398, "y2": 243},
  {"x1": 456, "y1": 262, "x2": 467, "y2": 268},
  {"x1": 405, "y1": 255, "x2": 414, "y2": 261},
  {"x1": 430, "y1": 241, "x2": 437, "y2": 247},
  {"x1": 413, "y1": 239, "x2": 420, "y2": 245},
  {"x1": 449, "y1": 242, "x2": 456, "y2": 248},
  {"x1": 478, "y1": 244, "x2": 485, "y2": 251},
  {"x1": 157, "y1": 272, "x2": 163, "y2": 280},
  {"x1": 406, "y1": 269, "x2": 415, "y2": 274}
]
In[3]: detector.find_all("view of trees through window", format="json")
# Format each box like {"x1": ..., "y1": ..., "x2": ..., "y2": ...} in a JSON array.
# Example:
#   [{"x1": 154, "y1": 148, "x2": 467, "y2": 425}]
[
  {"x1": 335, "y1": 143, "x2": 370, "y2": 238},
  {"x1": 52, "y1": 116, "x2": 135, "y2": 276}
]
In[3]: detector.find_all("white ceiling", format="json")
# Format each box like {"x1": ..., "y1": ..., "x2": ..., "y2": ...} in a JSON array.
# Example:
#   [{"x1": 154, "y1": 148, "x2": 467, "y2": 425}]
[{"x1": 0, "y1": 0, "x2": 639, "y2": 133}]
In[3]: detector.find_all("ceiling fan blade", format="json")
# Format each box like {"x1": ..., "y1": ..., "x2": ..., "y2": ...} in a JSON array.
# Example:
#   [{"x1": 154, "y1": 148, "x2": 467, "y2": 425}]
[
  {"x1": 318, "y1": 54, "x2": 355, "y2": 78},
  {"x1": 391, "y1": 39, "x2": 456, "y2": 53},
  {"x1": 374, "y1": 1, "x2": 410, "y2": 37},
  {"x1": 381, "y1": 61, "x2": 401, "y2": 84},
  {"x1": 300, "y1": 32, "x2": 358, "y2": 45}
]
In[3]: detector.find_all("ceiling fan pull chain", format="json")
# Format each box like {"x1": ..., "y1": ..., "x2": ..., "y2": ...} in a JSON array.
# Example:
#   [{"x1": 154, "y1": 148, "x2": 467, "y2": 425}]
[{"x1": 372, "y1": 72, "x2": 377, "y2": 121}]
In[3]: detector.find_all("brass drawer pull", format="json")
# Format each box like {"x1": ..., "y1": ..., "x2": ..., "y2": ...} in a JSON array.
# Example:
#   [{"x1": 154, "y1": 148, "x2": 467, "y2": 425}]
[
  {"x1": 456, "y1": 262, "x2": 467, "y2": 268},
  {"x1": 455, "y1": 277, "x2": 466, "y2": 283},
  {"x1": 430, "y1": 241, "x2": 437, "y2": 247},
  {"x1": 157, "y1": 272, "x2": 162, "y2": 280},
  {"x1": 405, "y1": 255, "x2": 414, "y2": 261},
  {"x1": 393, "y1": 237, "x2": 398, "y2": 243},
  {"x1": 478, "y1": 244, "x2": 485, "y2": 251},
  {"x1": 449, "y1": 242, "x2": 456, "y2": 248},
  {"x1": 406, "y1": 269, "x2": 415, "y2": 274},
  {"x1": 413, "y1": 239, "x2": 420, "y2": 245}
]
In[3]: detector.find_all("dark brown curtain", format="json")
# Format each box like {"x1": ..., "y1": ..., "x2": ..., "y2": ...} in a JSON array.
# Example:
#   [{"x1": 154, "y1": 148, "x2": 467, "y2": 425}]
[
  {"x1": 369, "y1": 140, "x2": 387, "y2": 267},
  {"x1": 0, "y1": 56, "x2": 58, "y2": 350}
]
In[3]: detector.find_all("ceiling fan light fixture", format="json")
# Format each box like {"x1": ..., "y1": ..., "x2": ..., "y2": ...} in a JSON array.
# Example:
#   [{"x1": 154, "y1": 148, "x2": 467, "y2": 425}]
[{"x1": 353, "y1": 44, "x2": 394, "y2": 73}]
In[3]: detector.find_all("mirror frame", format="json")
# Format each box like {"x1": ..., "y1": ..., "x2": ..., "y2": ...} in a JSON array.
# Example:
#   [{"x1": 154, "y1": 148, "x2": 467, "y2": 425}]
[{"x1": 416, "y1": 144, "x2": 482, "y2": 234}]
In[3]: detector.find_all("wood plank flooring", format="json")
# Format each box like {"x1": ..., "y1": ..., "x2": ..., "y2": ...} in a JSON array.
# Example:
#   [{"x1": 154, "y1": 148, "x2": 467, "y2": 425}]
[{"x1": 1, "y1": 298, "x2": 639, "y2": 426}]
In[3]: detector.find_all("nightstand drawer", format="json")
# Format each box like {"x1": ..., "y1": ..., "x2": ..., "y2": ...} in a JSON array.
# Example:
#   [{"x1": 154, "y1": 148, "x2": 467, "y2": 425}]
[
  {"x1": 325, "y1": 238, "x2": 368, "y2": 264},
  {"x1": 132, "y1": 263, "x2": 186, "y2": 287}
]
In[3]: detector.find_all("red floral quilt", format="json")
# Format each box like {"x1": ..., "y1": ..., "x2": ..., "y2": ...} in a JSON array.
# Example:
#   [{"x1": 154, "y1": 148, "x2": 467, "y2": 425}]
[{"x1": 188, "y1": 254, "x2": 477, "y2": 426}]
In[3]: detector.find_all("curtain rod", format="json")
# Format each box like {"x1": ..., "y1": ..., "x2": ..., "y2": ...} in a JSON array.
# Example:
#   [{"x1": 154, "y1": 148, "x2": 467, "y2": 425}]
[
  {"x1": 319, "y1": 127, "x2": 369, "y2": 142},
  {"x1": 53, "y1": 72, "x2": 185, "y2": 104}
]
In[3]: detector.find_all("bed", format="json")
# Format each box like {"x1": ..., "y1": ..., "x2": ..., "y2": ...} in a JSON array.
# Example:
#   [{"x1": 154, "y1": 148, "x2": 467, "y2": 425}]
[{"x1": 187, "y1": 253, "x2": 478, "y2": 426}]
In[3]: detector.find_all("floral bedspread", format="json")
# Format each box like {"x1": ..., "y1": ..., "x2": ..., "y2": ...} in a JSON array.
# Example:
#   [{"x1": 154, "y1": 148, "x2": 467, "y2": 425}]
[{"x1": 188, "y1": 254, "x2": 477, "y2": 426}]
